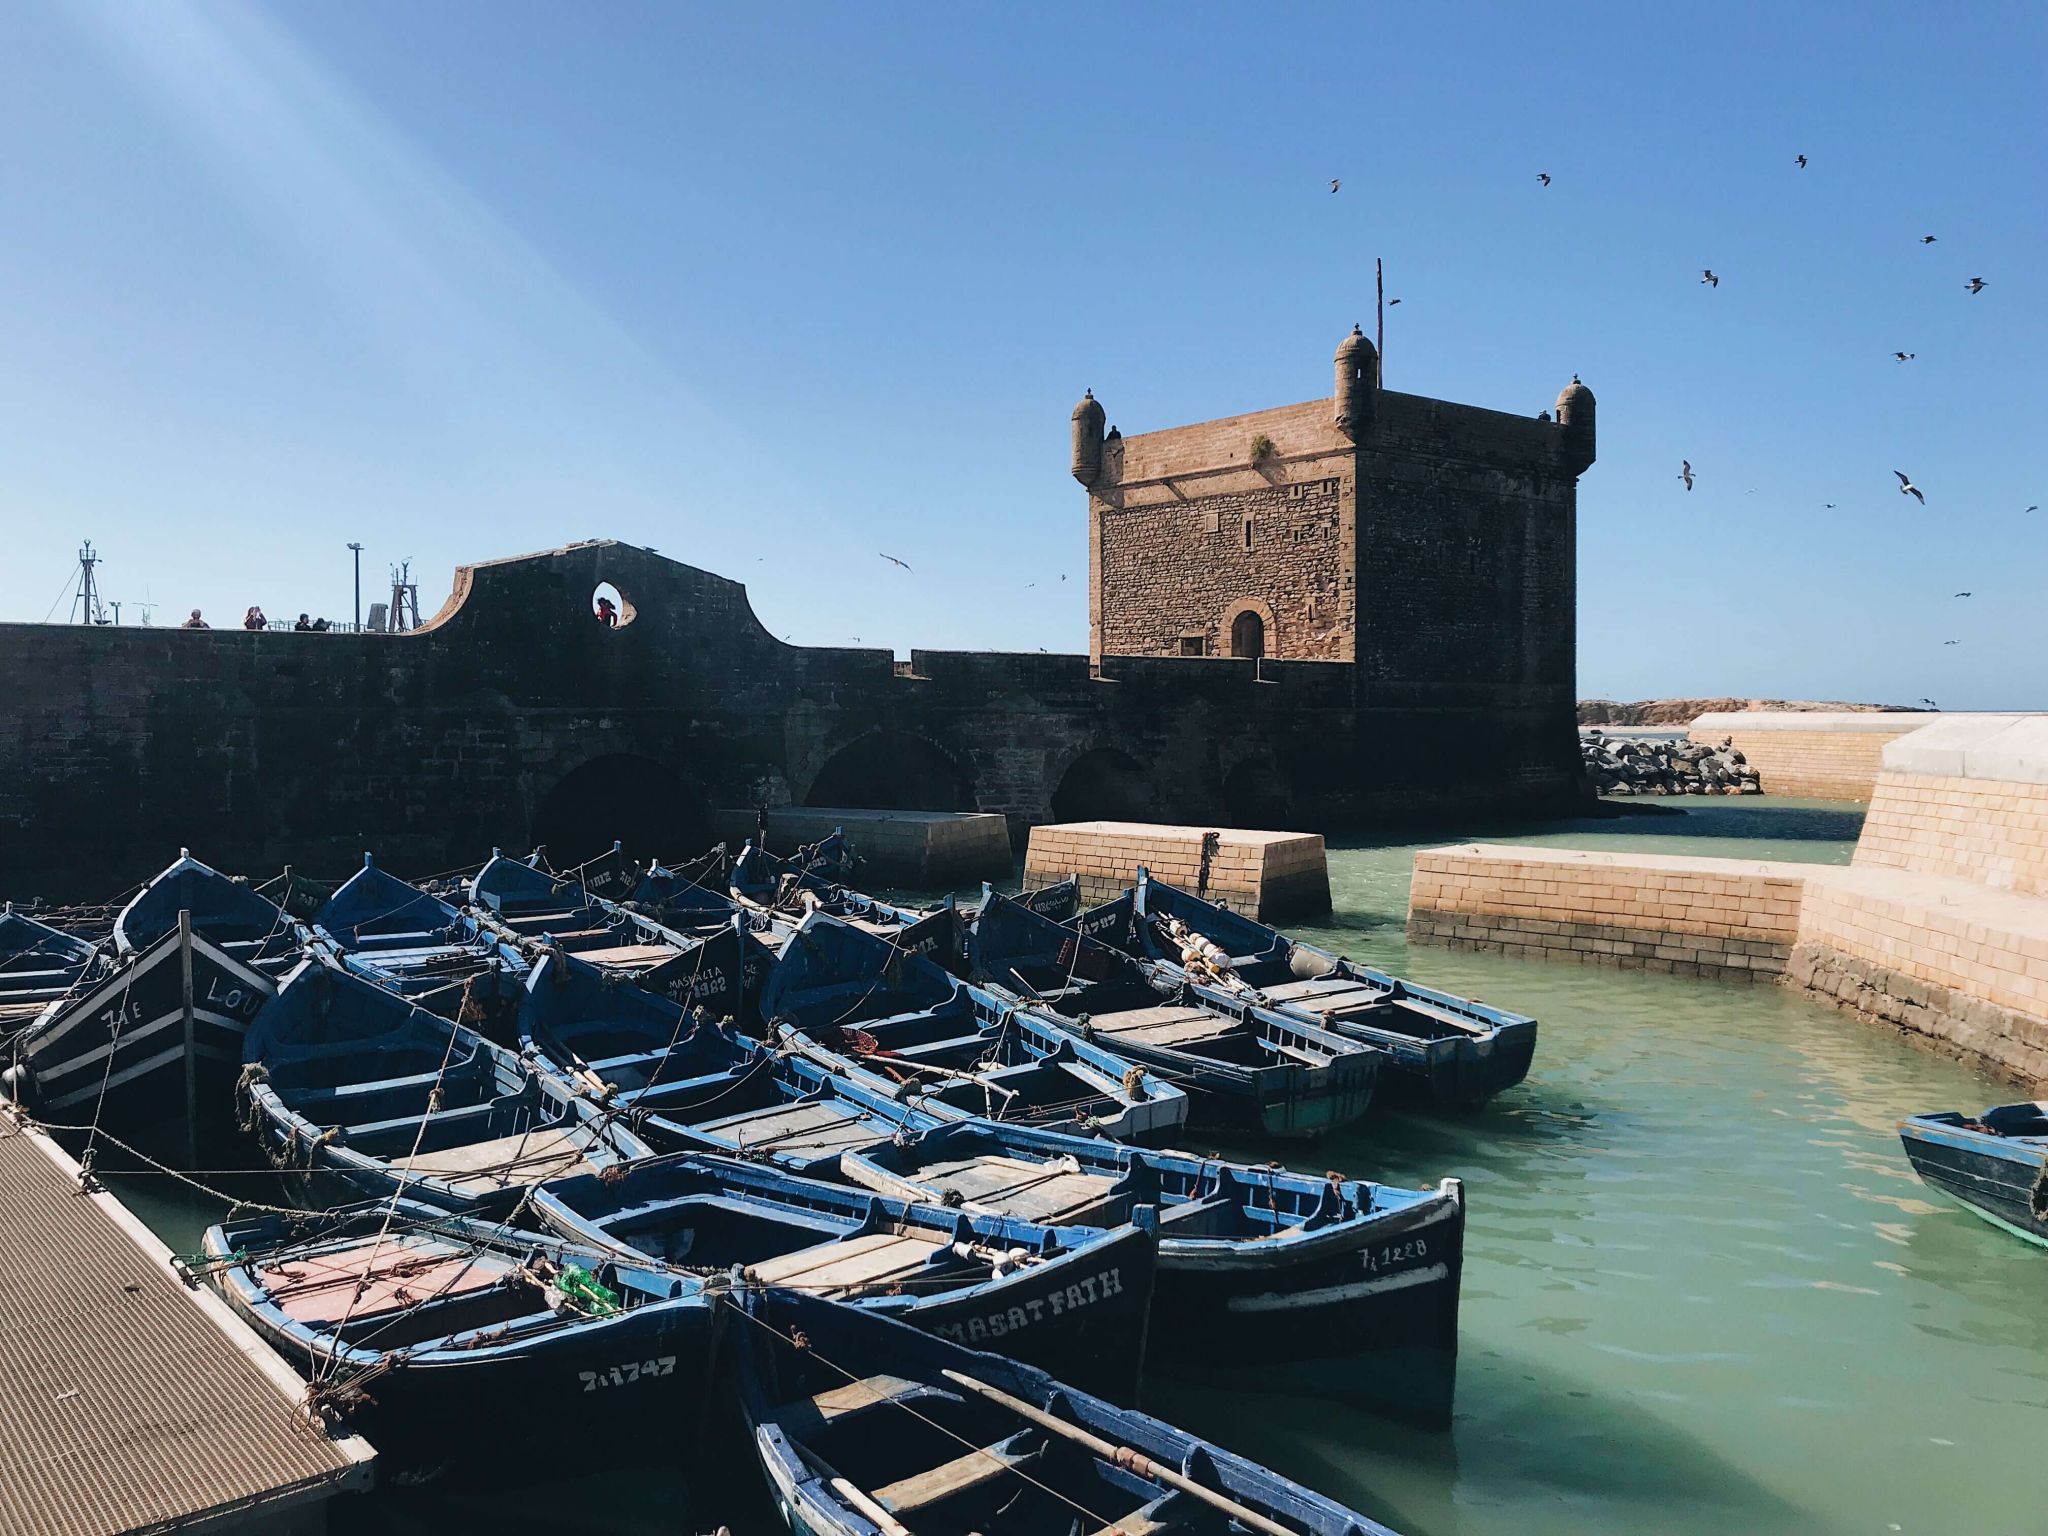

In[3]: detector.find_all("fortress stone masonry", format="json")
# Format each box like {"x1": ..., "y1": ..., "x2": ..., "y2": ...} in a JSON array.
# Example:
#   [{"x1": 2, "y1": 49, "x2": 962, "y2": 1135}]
[{"x1": 1, "y1": 331, "x2": 1595, "y2": 899}]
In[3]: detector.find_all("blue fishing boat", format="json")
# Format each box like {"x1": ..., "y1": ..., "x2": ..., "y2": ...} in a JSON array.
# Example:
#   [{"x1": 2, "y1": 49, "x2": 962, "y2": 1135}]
[
  {"x1": 971, "y1": 893, "x2": 1379, "y2": 1140},
  {"x1": 532, "y1": 1151, "x2": 1157, "y2": 1400},
  {"x1": 1900, "y1": 1103, "x2": 2048, "y2": 1246},
  {"x1": 7, "y1": 854, "x2": 294, "y2": 1148},
  {"x1": 837, "y1": 1116, "x2": 1464, "y2": 1426},
  {"x1": 1076, "y1": 869, "x2": 1538, "y2": 1107},
  {"x1": 766, "y1": 912, "x2": 1187, "y2": 1142},
  {"x1": 202, "y1": 1198, "x2": 717, "y2": 1471},
  {"x1": 240, "y1": 954, "x2": 651, "y2": 1212},
  {"x1": 730, "y1": 828, "x2": 862, "y2": 903},
  {"x1": 474, "y1": 850, "x2": 777, "y2": 1019},
  {"x1": 313, "y1": 855, "x2": 525, "y2": 1024},
  {"x1": 0, "y1": 905, "x2": 103, "y2": 1035},
  {"x1": 519, "y1": 945, "x2": 771, "y2": 1099},
  {"x1": 732, "y1": 1285, "x2": 1407, "y2": 1536}
]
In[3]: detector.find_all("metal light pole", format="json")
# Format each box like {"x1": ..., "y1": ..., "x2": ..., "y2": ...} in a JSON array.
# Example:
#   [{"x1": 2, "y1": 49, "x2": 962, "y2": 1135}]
[{"x1": 347, "y1": 542, "x2": 363, "y2": 630}]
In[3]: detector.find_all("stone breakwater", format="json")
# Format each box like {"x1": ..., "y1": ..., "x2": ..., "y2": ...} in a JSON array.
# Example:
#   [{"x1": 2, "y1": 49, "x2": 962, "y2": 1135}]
[{"x1": 1580, "y1": 731, "x2": 1762, "y2": 796}]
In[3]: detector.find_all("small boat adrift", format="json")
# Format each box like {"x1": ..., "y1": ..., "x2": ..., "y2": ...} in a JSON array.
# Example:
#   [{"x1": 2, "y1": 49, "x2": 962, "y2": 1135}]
[
  {"x1": 765, "y1": 911, "x2": 1187, "y2": 1142},
  {"x1": 731, "y1": 1285, "x2": 1409, "y2": 1536},
  {"x1": 532, "y1": 1150, "x2": 1158, "y2": 1402},
  {"x1": 202, "y1": 1198, "x2": 717, "y2": 1473},
  {"x1": 970, "y1": 893, "x2": 1379, "y2": 1139},
  {"x1": 241, "y1": 954, "x2": 651, "y2": 1213},
  {"x1": 1901, "y1": 1102, "x2": 2048, "y2": 1247},
  {"x1": 1077, "y1": 868, "x2": 1538, "y2": 1108}
]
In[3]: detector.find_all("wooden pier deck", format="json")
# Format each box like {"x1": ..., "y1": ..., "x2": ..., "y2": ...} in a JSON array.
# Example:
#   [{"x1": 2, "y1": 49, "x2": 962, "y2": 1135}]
[{"x1": 0, "y1": 1117, "x2": 372, "y2": 1535}]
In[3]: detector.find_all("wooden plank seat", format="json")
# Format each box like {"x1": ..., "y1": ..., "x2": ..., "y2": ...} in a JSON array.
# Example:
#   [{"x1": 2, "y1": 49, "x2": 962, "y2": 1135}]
[
  {"x1": 386, "y1": 1127, "x2": 597, "y2": 1195},
  {"x1": 571, "y1": 943, "x2": 677, "y2": 969},
  {"x1": 697, "y1": 1100, "x2": 890, "y2": 1160},
  {"x1": 781, "y1": 1373, "x2": 962, "y2": 1436},
  {"x1": 1257, "y1": 977, "x2": 1388, "y2": 1011},
  {"x1": 745, "y1": 1230, "x2": 945, "y2": 1298},
  {"x1": 910, "y1": 1155, "x2": 1120, "y2": 1225},
  {"x1": 1088, "y1": 1004, "x2": 1240, "y2": 1051},
  {"x1": 258, "y1": 1236, "x2": 515, "y2": 1325},
  {"x1": 874, "y1": 1443, "x2": 1041, "y2": 1516}
]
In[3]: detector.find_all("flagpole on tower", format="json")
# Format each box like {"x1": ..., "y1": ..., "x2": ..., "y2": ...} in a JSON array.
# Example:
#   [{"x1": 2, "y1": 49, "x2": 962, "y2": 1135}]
[{"x1": 1375, "y1": 257, "x2": 1384, "y2": 388}]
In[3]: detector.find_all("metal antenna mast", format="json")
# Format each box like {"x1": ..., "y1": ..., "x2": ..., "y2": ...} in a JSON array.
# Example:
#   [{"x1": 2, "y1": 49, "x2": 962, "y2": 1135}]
[{"x1": 71, "y1": 542, "x2": 110, "y2": 626}]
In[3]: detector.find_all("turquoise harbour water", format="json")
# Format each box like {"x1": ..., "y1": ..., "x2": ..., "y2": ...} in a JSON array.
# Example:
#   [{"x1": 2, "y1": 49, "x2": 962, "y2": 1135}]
[{"x1": 113, "y1": 799, "x2": 2048, "y2": 1535}]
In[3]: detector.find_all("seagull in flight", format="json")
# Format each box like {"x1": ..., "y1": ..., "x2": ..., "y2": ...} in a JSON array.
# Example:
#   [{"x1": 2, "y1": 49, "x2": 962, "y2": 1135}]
[
  {"x1": 2027, "y1": 505, "x2": 2039, "y2": 514},
  {"x1": 1894, "y1": 352, "x2": 1916, "y2": 363},
  {"x1": 1330, "y1": 178, "x2": 1341, "y2": 193},
  {"x1": 1796, "y1": 154, "x2": 1808, "y2": 169},
  {"x1": 1537, "y1": 172, "x2": 1551, "y2": 186},
  {"x1": 1954, "y1": 591, "x2": 1972, "y2": 598},
  {"x1": 1920, "y1": 698, "x2": 1939, "y2": 709},
  {"x1": 1967, "y1": 277, "x2": 1987, "y2": 294},
  {"x1": 878, "y1": 554, "x2": 912, "y2": 572},
  {"x1": 1944, "y1": 639, "x2": 1960, "y2": 646},
  {"x1": 1388, "y1": 297, "x2": 1402, "y2": 305},
  {"x1": 1895, "y1": 470, "x2": 1925, "y2": 504},
  {"x1": 1825, "y1": 502, "x2": 1837, "y2": 508},
  {"x1": 1679, "y1": 460, "x2": 1694, "y2": 491},
  {"x1": 1701, "y1": 269, "x2": 1719, "y2": 287},
  {"x1": 1922, "y1": 234, "x2": 1938, "y2": 244}
]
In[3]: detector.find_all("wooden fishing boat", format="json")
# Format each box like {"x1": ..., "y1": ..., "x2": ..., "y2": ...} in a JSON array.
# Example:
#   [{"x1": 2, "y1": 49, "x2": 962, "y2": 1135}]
[
  {"x1": 732, "y1": 1285, "x2": 1408, "y2": 1536},
  {"x1": 7, "y1": 855, "x2": 297, "y2": 1149},
  {"x1": 532, "y1": 1151, "x2": 1157, "y2": 1400},
  {"x1": 837, "y1": 1116, "x2": 1464, "y2": 1426},
  {"x1": 0, "y1": 905, "x2": 103, "y2": 1036},
  {"x1": 240, "y1": 954, "x2": 652, "y2": 1212},
  {"x1": 1900, "y1": 1103, "x2": 2048, "y2": 1246},
  {"x1": 313, "y1": 855, "x2": 525, "y2": 1023},
  {"x1": 766, "y1": 912, "x2": 1187, "y2": 1142},
  {"x1": 202, "y1": 1197, "x2": 717, "y2": 1471},
  {"x1": 1077, "y1": 869, "x2": 1538, "y2": 1107},
  {"x1": 474, "y1": 851, "x2": 777, "y2": 1020},
  {"x1": 971, "y1": 894, "x2": 1379, "y2": 1140},
  {"x1": 520, "y1": 945, "x2": 771, "y2": 1098},
  {"x1": 730, "y1": 828, "x2": 862, "y2": 903}
]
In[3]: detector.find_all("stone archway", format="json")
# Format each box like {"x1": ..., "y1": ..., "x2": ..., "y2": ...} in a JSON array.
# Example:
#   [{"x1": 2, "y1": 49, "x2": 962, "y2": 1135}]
[
  {"x1": 1224, "y1": 597, "x2": 1277, "y2": 660},
  {"x1": 805, "y1": 731, "x2": 976, "y2": 811},
  {"x1": 1050, "y1": 747, "x2": 1151, "y2": 823},
  {"x1": 531, "y1": 753, "x2": 709, "y2": 867}
]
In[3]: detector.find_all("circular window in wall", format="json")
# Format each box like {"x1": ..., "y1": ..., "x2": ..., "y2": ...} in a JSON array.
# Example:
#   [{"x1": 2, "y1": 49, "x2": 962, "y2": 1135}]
[{"x1": 591, "y1": 581, "x2": 636, "y2": 629}]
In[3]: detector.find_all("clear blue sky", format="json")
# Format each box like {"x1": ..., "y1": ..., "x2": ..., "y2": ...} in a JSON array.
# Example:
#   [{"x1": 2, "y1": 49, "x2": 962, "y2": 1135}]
[{"x1": 2, "y1": 3, "x2": 2041, "y2": 707}]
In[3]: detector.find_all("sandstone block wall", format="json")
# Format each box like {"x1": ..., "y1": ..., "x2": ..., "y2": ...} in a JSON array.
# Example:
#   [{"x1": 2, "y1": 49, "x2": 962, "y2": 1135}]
[
  {"x1": 1407, "y1": 845, "x2": 1803, "y2": 980},
  {"x1": 1688, "y1": 711, "x2": 1935, "y2": 801},
  {"x1": 1851, "y1": 718, "x2": 2048, "y2": 896},
  {"x1": 1023, "y1": 821, "x2": 1330, "y2": 922}
]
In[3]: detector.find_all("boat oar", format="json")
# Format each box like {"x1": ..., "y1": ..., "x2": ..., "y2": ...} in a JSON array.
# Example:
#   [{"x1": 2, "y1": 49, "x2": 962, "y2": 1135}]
[
  {"x1": 829, "y1": 1477, "x2": 911, "y2": 1536},
  {"x1": 938, "y1": 1370, "x2": 1298, "y2": 1536}
]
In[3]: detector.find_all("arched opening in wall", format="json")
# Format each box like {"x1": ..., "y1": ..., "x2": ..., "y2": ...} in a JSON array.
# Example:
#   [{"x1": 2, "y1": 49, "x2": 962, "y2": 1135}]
[
  {"x1": 1051, "y1": 747, "x2": 1152, "y2": 824},
  {"x1": 1230, "y1": 609, "x2": 1266, "y2": 659},
  {"x1": 531, "y1": 754, "x2": 706, "y2": 868},
  {"x1": 805, "y1": 732, "x2": 975, "y2": 811},
  {"x1": 1223, "y1": 757, "x2": 1295, "y2": 830},
  {"x1": 591, "y1": 581, "x2": 636, "y2": 630}
]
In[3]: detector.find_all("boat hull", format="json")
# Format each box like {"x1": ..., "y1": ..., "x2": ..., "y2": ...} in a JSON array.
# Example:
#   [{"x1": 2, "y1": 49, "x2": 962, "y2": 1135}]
[
  {"x1": 1900, "y1": 1113, "x2": 2048, "y2": 1245},
  {"x1": 1151, "y1": 1180, "x2": 1464, "y2": 1427}
]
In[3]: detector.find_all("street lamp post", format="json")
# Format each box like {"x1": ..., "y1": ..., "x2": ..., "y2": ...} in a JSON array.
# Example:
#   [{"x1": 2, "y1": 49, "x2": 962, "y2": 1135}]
[{"x1": 347, "y1": 542, "x2": 363, "y2": 630}]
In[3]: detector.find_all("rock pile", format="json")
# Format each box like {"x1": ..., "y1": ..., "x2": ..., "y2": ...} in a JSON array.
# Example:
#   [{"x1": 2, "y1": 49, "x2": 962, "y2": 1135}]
[{"x1": 1581, "y1": 731, "x2": 1763, "y2": 796}]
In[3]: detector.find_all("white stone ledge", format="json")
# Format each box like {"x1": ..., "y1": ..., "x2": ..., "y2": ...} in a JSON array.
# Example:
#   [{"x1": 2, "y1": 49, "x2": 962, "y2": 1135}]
[
  {"x1": 1690, "y1": 711, "x2": 1939, "y2": 734},
  {"x1": 1880, "y1": 715, "x2": 2048, "y2": 785}
]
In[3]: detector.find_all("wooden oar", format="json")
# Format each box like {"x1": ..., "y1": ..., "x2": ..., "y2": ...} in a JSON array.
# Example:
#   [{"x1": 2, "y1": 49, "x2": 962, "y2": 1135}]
[{"x1": 939, "y1": 1370, "x2": 1298, "y2": 1536}]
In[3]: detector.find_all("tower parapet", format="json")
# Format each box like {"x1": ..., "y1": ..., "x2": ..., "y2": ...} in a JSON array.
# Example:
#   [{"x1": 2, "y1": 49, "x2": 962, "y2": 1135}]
[
  {"x1": 1335, "y1": 326, "x2": 1378, "y2": 440},
  {"x1": 1555, "y1": 376, "x2": 1596, "y2": 475},
  {"x1": 1071, "y1": 389, "x2": 1106, "y2": 486}
]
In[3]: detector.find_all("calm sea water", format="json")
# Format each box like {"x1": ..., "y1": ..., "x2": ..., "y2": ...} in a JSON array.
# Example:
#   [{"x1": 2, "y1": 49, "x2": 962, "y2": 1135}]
[{"x1": 112, "y1": 799, "x2": 2048, "y2": 1535}]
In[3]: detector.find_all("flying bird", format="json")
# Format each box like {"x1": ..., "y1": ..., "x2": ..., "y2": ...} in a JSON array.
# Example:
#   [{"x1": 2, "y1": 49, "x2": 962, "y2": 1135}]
[
  {"x1": 1966, "y1": 277, "x2": 1987, "y2": 294},
  {"x1": 878, "y1": 554, "x2": 912, "y2": 572},
  {"x1": 1679, "y1": 460, "x2": 1694, "y2": 491},
  {"x1": 1895, "y1": 470, "x2": 1925, "y2": 504},
  {"x1": 1024, "y1": 582, "x2": 1036, "y2": 589},
  {"x1": 1796, "y1": 154, "x2": 1808, "y2": 169},
  {"x1": 1954, "y1": 591, "x2": 1972, "y2": 598},
  {"x1": 2027, "y1": 505, "x2": 2039, "y2": 514},
  {"x1": 1922, "y1": 235, "x2": 1938, "y2": 244},
  {"x1": 1944, "y1": 639, "x2": 1959, "y2": 646},
  {"x1": 1330, "y1": 178, "x2": 1340, "y2": 194},
  {"x1": 1920, "y1": 698, "x2": 1939, "y2": 709},
  {"x1": 1701, "y1": 269, "x2": 1719, "y2": 287},
  {"x1": 1894, "y1": 352, "x2": 1916, "y2": 362},
  {"x1": 1388, "y1": 297, "x2": 1402, "y2": 305},
  {"x1": 1825, "y1": 503, "x2": 1837, "y2": 508},
  {"x1": 1537, "y1": 172, "x2": 1551, "y2": 186}
]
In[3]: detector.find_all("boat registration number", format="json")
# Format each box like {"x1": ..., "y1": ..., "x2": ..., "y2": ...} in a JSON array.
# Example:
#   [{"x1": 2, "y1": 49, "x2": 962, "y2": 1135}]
[
  {"x1": 1362, "y1": 1237, "x2": 1430, "y2": 1275},
  {"x1": 579, "y1": 1356, "x2": 678, "y2": 1391}
]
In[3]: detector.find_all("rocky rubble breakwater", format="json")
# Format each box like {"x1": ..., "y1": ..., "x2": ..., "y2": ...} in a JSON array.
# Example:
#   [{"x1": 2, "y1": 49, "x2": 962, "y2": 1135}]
[{"x1": 1581, "y1": 731, "x2": 1763, "y2": 796}]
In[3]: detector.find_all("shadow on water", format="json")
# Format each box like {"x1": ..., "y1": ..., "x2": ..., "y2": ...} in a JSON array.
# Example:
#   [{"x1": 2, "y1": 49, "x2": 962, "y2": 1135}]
[{"x1": 1143, "y1": 1339, "x2": 1817, "y2": 1536}]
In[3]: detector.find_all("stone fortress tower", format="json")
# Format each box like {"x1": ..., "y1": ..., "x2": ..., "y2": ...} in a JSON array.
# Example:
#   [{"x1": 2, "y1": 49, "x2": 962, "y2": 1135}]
[{"x1": 1073, "y1": 329, "x2": 1593, "y2": 694}]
